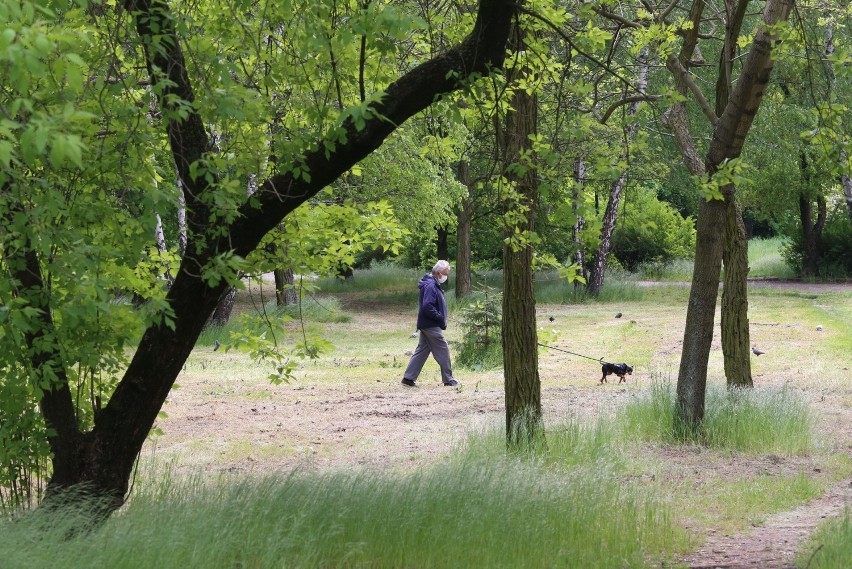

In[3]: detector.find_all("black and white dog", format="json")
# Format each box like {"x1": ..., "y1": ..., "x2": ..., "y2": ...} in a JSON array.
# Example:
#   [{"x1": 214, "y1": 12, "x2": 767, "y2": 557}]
[{"x1": 600, "y1": 362, "x2": 633, "y2": 384}]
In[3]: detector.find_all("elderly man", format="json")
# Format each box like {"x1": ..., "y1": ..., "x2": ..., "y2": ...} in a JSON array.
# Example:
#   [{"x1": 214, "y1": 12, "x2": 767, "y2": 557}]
[{"x1": 401, "y1": 260, "x2": 459, "y2": 387}]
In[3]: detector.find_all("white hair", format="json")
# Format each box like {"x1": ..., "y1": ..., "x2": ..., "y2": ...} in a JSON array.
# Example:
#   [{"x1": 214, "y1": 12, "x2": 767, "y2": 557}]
[{"x1": 432, "y1": 260, "x2": 450, "y2": 273}]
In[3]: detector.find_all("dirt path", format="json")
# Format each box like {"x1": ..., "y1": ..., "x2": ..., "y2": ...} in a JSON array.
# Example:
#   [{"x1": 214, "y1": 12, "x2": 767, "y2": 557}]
[{"x1": 679, "y1": 477, "x2": 852, "y2": 568}]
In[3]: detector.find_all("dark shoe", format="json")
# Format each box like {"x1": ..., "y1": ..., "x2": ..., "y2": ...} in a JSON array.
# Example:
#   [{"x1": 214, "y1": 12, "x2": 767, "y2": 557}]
[
  {"x1": 443, "y1": 379, "x2": 459, "y2": 387},
  {"x1": 401, "y1": 378, "x2": 417, "y2": 387}
]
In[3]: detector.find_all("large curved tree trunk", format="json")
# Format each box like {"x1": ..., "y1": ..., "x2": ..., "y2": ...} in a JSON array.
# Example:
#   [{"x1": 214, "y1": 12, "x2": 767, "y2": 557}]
[
  {"x1": 721, "y1": 195, "x2": 752, "y2": 387},
  {"x1": 34, "y1": 0, "x2": 518, "y2": 514}
]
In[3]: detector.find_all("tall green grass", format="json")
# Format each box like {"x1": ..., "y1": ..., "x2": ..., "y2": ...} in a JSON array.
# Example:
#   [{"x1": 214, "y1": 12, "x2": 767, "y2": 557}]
[
  {"x1": 619, "y1": 377, "x2": 814, "y2": 454},
  {"x1": 0, "y1": 454, "x2": 685, "y2": 568},
  {"x1": 748, "y1": 237, "x2": 797, "y2": 279},
  {"x1": 799, "y1": 510, "x2": 852, "y2": 568}
]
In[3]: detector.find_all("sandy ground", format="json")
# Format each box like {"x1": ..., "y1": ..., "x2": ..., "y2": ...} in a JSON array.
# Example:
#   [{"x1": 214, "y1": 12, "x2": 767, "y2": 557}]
[{"x1": 146, "y1": 280, "x2": 852, "y2": 568}]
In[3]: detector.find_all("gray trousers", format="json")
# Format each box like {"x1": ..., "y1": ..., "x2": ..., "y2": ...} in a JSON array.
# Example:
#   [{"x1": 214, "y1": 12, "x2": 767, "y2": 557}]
[{"x1": 403, "y1": 327, "x2": 455, "y2": 384}]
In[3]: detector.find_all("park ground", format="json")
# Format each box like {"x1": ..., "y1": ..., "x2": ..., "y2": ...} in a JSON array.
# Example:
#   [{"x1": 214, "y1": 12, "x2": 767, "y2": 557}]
[{"x1": 143, "y1": 277, "x2": 852, "y2": 568}]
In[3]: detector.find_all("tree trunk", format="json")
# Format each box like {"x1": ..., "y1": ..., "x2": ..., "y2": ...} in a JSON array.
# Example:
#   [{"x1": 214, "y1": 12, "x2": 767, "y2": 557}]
[
  {"x1": 798, "y1": 192, "x2": 827, "y2": 277},
  {"x1": 571, "y1": 158, "x2": 587, "y2": 286},
  {"x1": 677, "y1": 196, "x2": 725, "y2": 428},
  {"x1": 207, "y1": 287, "x2": 238, "y2": 327},
  {"x1": 436, "y1": 225, "x2": 450, "y2": 261},
  {"x1": 675, "y1": 0, "x2": 793, "y2": 430},
  {"x1": 843, "y1": 172, "x2": 852, "y2": 222},
  {"x1": 721, "y1": 195, "x2": 752, "y2": 387},
  {"x1": 587, "y1": 47, "x2": 650, "y2": 296},
  {"x1": 154, "y1": 212, "x2": 175, "y2": 288},
  {"x1": 274, "y1": 267, "x2": 299, "y2": 306},
  {"x1": 501, "y1": 27, "x2": 542, "y2": 448},
  {"x1": 36, "y1": 0, "x2": 518, "y2": 513},
  {"x1": 455, "y1": 162, "x2": 474, "y2": 299}
]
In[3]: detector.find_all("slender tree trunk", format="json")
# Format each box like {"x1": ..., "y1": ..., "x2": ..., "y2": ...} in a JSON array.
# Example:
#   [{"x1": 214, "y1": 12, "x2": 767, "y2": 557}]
[
  {"x1": 274, "y1": 267, "x2": 298, "y2": 306},
  {"x1": 721, "y1": 195, "x2": 752, "y2": 387},
  {"x1": 674, "y1": 0, "x2": 793, "y2": 429},
  {"x1": 571, "y1": 158, "x2": 587, "y2": 285},
  {"x1": 154, "y1": 212, "x2": 175, "y2": 287},
  {"x1": 176, "y1": 179, "x2": 187, "y2": 258},
  {"x1": 587, "y1": 48, "x2": 650, "y2": 296},
  {"x1": 502, "y1": 27, "x2": 542, "y2": 448},
  {"x1": 798, "y1": 192, "x2": 827, "y2": 277},
  {"x1": 455, "y1": 162, "x2": 473, "y2": 299},
  {"x1": 436, "y1": 226, "x2": 450, "y2": 261},
  {"x1": 677, "y1": 196, "x2": 725, "y2": 427},
  {"x1": 823, "y1": 15, "x2": 852, "y2": 222}
]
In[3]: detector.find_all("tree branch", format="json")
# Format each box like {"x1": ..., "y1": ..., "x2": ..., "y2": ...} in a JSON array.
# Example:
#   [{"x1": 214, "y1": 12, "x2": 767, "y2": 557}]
[
  {"x1": 99, "y1": 0, "x2": 519, "y2": 492},
  {"x1": 599, "y1": 94, "x2": 663, "y2": 124},
  {"x1": 667, "y1": 53, "x2": 719, "y2": 126},
  {"x1": 708, "y1": 0, "x2": 795, "y2": 167}
]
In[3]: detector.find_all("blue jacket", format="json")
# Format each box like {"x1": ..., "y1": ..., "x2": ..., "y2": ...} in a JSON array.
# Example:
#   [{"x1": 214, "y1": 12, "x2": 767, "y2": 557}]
[{"x1": 416, "y1": 273, "x2": 447, "y2": 330}]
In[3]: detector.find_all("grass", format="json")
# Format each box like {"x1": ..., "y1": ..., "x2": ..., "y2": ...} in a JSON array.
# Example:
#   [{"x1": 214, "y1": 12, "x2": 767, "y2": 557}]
[
  {"x1": 749, "y1": 237, "x2": 798, "y2": 279},
  {"x1": 799, "y1": 511, "x2": 852, "y2": 568},
  {"x1": 674, "y1": 471, "x2": 825, "y2": 534},
  {"x1": 618, "y1": 377, "x2": 815, "y2": 455},
  {"x1": 0, "y1": 445, "x2": 686, "y2": 569}
]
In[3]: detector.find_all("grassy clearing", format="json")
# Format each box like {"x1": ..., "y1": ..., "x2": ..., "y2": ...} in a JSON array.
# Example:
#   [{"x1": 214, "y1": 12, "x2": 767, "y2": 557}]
[
  {"x1": 12, "y1": 243, "x2": 837, "y2": 566},
  {"x1": 676, "y1": 471, "x2": 825, "y2": 534}
]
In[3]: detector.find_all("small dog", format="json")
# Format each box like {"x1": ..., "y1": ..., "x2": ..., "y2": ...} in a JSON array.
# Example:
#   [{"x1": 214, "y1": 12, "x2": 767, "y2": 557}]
[{"x1": 600, "y1": 362, "x2": 633, "y2": 384}]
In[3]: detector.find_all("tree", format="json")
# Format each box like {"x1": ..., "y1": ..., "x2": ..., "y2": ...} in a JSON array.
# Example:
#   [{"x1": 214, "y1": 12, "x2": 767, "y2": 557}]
[
  {"x1": 671, "y1": 0, "x2": 795, "y2": 426},
  {"x1": 1, "y1": 0, "x2": 518, "y2": 514},
  {"x1": 501, "y1": 25, "x2": 543, "y2": 447}
]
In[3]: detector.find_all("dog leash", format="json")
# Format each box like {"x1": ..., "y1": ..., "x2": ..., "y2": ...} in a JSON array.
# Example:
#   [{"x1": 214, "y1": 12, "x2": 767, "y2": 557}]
[{"x1": 537, "y1": 342, "x2": 613, "y2": 366}]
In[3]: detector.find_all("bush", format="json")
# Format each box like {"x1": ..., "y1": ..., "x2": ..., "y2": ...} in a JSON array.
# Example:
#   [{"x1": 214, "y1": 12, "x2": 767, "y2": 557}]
[{"x1": 611, "y1": 186, "x2": 696, "y2": 272}]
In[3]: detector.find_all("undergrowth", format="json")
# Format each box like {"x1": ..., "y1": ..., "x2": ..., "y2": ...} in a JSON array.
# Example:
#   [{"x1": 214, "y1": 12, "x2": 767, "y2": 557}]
[{"x1": 619, "y1": 376, "x2": 814, "y2": 455}]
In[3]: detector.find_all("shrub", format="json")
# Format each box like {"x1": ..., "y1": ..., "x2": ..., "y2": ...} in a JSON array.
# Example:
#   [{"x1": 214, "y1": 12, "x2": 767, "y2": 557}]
[
  {"x1": 612, "y1": 185, "x2": 696, "y2": 271},
  {"x1": 454, "y1": 286, "x2": 503, "y2": 370}
]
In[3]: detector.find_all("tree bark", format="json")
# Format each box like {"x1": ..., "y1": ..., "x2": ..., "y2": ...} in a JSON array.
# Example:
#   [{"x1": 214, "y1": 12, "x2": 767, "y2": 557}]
[
  {"x1": 798, "y1": 192, "x2": 827, "y2": 277},
  {"x1": 274, "y1": 267, "x2": 299, "y2": 306},
  {"x1": 436, "y1": 225, "x2": 450, "y2": 261},
  {"x1": 721, "y1": 196, "x2": 752, "y2": 387},
  {"x1": 571, "y1": 158, "x2": 587, "y2": 285},
  {"x1": 501, "y1": 26, "x2": 542, "y2": 448},
  {"x1": 207, "y1": 288, "x2": 238, "y2": 327},
  {"x1": 455, "y1": 161, "x2": 473, "y2": 299},
  {"x1": 36, "y1": 0, "x2": 518, "y2": 510}
]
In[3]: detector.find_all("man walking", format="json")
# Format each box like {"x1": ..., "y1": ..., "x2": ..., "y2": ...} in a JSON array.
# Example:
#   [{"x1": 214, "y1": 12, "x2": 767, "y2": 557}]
[{"x1": 401, "y1": 260, "x2": 459, "y2": 387}]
